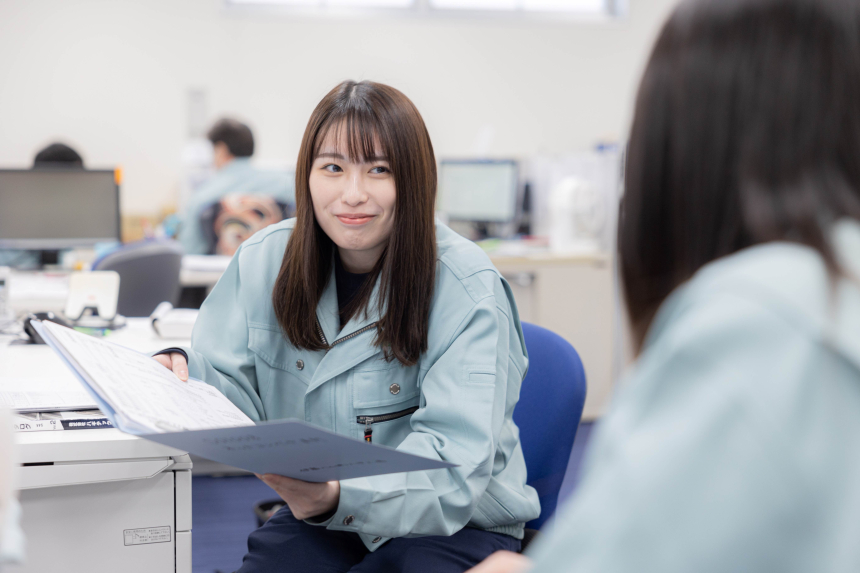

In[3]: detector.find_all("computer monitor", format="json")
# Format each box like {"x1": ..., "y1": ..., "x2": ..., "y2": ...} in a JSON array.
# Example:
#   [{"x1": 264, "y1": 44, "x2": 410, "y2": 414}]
[
  {"x1": 0, "y1": 169, "x2": 120, "y2": 250},
  {"x1": 437, "y1": 160, "x2": 519, "y2": 223}
]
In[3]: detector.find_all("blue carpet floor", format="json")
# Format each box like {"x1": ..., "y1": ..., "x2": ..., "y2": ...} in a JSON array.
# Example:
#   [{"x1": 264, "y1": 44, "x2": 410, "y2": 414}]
[{"x1": 191, "y1": 421, "x2": 595, "y2": 573}]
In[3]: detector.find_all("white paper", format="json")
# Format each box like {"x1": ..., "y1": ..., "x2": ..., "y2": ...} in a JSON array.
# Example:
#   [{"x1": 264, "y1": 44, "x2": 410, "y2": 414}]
[
  {"x1": 0, "y1": 389, "x2": 96, "y2": 413},
  {"x1": 39, "y1": 321, "x2": 254, "y2": 433}
]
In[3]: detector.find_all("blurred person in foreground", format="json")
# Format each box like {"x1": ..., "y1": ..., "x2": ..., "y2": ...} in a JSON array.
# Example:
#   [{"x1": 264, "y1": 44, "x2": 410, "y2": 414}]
[
  {"x1": 178, "y1": 118, "x2": 295, "y2": 255},
  {"x1": 0, "y1": 142, "x2": 85, "y2": 269},
  {"x1": 469, "y1": 0, "x2": 860, "y2": 571}
]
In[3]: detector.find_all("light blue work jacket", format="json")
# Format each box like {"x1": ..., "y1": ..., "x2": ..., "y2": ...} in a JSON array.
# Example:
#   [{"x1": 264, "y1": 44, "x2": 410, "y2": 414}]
[
  {"x1": 526, "y1": 219, "x2": 860, "y2": 572},
  {"x1": 181, "y1": 219, "x2": 540, "y2": 550},
  {"x1": 179, "y1": 158, "x2": 295, "y2": 255}
]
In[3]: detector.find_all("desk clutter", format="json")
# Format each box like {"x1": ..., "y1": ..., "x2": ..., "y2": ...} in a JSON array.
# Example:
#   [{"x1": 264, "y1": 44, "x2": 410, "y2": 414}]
[{"x1": 1, "y1": 269, "x2": 124, "y2": 330}]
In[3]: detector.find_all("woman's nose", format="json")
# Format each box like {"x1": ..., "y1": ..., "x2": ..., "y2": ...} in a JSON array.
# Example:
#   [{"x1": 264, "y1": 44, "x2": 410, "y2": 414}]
[{"x1": 342, "y1": 174, "x2": 367, "y2": 206}]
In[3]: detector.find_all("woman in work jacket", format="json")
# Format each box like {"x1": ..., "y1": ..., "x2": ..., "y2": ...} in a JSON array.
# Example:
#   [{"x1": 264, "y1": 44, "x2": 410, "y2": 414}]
[{"x1": 155, "y1": 80, "x2": 540, "y2": 573}]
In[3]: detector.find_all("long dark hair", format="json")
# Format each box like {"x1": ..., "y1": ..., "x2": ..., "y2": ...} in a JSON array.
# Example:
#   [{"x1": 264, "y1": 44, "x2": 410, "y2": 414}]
[
  {"x1": 620, "y1": 0, "x2": 860, "y2": 351},
  {"x1": 272, "y1": 81, "x2": 437, "y2": 366}
]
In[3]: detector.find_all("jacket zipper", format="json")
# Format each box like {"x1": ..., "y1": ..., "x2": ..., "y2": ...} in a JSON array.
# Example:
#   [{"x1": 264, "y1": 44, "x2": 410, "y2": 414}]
[
  {"x1": 315, "y1": 318, "x2": 377, "y2": 350},
  {"x1": 357, "y1": 406, "x2": 419, "y2": 443},
  {"x1": 316, "y1": 318, "x2": 391, "y2": 443}
]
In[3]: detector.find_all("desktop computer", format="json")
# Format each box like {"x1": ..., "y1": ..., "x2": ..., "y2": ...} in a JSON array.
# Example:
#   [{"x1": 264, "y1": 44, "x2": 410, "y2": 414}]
[
  {"x1": 436, "y1": 160, "x2": 520, "y2": 240},
  {"x1": 0, "y1": 169, "x2": 121, "y2": 265}
]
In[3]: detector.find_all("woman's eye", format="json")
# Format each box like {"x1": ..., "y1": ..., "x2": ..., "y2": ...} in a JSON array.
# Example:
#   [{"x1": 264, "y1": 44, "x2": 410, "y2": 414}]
[
  {"x1": 370, "y1": 166, "x2": 389, "y2": 175},
  {"x1": 322, "y1": 164, "x2": 343, "y2": 173}
]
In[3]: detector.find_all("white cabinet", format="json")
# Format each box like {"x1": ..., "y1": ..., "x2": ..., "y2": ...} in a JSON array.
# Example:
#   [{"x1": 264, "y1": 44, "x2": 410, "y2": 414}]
[
  {"x1": 492, "y1": 254, "x2": 615, "y2": 420},
  {"x1": 9, "y1": 430, "x2": 192, "y2": 573}
]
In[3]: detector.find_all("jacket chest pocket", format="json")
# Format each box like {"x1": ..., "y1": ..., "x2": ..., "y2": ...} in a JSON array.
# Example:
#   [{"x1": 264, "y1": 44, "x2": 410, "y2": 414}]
[
  {"x1": 352, "y1": 362, "x2": 419, "y2": 409},
  {"x1": 351, "y1": 362, "x2": 420, "y2": 446},
  {"x1": 248, "y1": 326, "x2": 313, "y2": 419}
]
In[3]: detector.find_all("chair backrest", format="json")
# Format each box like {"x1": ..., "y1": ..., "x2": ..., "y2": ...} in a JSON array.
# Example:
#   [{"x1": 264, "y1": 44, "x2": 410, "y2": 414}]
[
  {"x1": 92, "y1": 241, "x2": 183, "y2": 317},
  {"x1": 513, "y1": 322, "x2": 587, "y2": 530}
]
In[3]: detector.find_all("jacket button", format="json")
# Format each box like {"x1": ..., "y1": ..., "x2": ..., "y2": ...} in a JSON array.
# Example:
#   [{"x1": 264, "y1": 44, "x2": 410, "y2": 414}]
[
  {"x1": 343, "y1": 515, "x2": 355, "y2": 526},
  {"x1": 389, "y1": 383, "x2": 400, "y2": 395},
  {"x1": 296, "y1": 360, "x2": 304, "y2": 370},
  {"x1": 372, "y1": 536, "x2": 382, "y2": 543}
]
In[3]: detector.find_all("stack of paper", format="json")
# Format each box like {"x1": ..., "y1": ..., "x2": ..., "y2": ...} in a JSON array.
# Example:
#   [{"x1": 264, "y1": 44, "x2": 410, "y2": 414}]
[{"x1": 0, "y1": 387, "x2": 97, "y2": 413}]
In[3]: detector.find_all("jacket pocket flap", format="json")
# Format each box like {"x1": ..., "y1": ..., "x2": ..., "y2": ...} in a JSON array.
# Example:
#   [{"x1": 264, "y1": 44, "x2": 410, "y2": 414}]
[
  {"x1": 248, "y1": 326, "x2": 311, "y2": 383},
  {"x1": 352, "y1": 366, "x2": 419, "y2": 409}
]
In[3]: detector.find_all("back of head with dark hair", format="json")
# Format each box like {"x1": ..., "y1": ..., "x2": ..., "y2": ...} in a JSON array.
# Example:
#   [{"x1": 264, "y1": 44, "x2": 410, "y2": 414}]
[
  {"x1": 620, "y1": 0, "x2": 860, "y2": 349},
  {"x1": 33, "y1": 143, "x2": 84, "y2": 168},
  {"x1": 207, "y1": 118, "x2": 254, "y2": 158}
]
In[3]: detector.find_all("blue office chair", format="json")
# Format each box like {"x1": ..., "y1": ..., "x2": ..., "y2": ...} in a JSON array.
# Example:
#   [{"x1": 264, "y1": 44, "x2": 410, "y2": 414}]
[{"x1": 514, "y1": 322, "x2": 587, "y2": 547}]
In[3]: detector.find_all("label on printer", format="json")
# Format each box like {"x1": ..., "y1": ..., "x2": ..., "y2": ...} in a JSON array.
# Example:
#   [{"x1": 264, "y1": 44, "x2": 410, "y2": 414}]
[{"x1": 123, "y1": 526, "x2": 172, "y2": 546}]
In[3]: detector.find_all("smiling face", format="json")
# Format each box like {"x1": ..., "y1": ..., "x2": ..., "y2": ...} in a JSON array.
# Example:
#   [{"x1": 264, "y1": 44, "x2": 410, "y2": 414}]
[{"x1": 309, "y1": 126, "x2": 396, "y2": 274}]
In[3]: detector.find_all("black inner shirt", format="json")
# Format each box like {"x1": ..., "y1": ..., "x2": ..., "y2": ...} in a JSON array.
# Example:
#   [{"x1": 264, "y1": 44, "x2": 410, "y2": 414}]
[{"x1": 334, "y1": 252, "x2": 370, "y2": 328}]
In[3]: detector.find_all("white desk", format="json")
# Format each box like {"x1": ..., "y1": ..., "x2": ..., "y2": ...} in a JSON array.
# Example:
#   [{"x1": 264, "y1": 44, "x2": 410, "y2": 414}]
[
  {"x1": 179, "y1": 255, "x2": 231, "y2": 288},
  {"x1": 9, "y1": 250, "x2": 620, "y2": 419},
  {"x1": 1, "y1": 319, "x2": 194, "y2": 573}
]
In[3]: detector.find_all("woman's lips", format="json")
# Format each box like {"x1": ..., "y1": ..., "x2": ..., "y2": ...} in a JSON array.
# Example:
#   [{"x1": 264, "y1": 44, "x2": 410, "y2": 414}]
[{"x1": 336, "y1": 215, "x2": 376, "y2": 225}]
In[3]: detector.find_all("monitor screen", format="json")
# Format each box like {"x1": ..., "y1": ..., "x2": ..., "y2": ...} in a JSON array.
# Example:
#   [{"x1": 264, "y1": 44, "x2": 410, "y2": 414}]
[
  {"x1": 437, "y1": 160, "x2": 518, "y2": 222},
  {"x1": 0, "y1": 169, "x2": 120, "y2": 249}
]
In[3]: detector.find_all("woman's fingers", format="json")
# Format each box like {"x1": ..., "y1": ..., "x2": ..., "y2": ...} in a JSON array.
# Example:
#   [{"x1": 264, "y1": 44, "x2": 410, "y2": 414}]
[
  {"x1": 258, "y1": 475, "x2": 340, "y2": 520},
  {"x1": 171, "y1": 353, "x2": 189, "y2": 382},
  {"x1": 153, "y1": 353, "x2": 189, "y2": 382}
]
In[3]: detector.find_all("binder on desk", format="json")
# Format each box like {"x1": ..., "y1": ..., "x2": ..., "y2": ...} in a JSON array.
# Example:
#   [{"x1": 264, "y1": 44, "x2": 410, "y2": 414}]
[{"x1": 32, "y1": 320, "x2": 454, "y2": 482}]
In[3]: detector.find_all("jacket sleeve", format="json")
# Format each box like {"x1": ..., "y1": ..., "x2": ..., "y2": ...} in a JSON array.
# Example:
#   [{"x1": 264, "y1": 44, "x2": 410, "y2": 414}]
[
  {"x1": 325, "y1": 291, "x2": 520, "y2": 538},
  {"x1": 180, "y1": 246, "x2": 266, "y2": 421}
]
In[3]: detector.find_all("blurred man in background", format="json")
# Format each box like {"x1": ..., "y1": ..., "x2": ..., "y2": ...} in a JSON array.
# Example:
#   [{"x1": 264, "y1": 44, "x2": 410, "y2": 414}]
[{"x1": 178, "y1": 118, "x2": 295, "y2": 255}]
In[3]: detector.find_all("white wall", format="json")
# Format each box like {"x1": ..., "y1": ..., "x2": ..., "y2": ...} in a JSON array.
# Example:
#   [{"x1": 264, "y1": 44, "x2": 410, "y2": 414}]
[{"x1": 0, "y1": 0, "x2": 678, "y2": 214}]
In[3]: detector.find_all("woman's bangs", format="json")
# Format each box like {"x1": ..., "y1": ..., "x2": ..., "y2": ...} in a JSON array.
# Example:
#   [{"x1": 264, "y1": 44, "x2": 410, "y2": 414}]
[{"x1": 313, "y1": 111, "x2": 392, "y2": 165}]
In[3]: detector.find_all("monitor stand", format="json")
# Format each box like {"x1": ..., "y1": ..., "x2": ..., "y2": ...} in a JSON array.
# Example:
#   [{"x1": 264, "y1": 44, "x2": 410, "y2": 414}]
[{"x1": 39, "y1": 250, "x2": 60, "y2": 267}]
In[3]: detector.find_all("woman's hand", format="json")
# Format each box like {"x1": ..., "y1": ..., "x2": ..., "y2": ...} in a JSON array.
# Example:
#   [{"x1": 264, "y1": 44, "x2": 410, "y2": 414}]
[
  {"x1": 258, "y1": 474, "x2": 340, "y2": 520},
  {"x1": 466, "y1": 551, "x2": 532, "y2": 573},
  {"x1": 153, "y1": 352, "x2": 189, "y2": 382}
]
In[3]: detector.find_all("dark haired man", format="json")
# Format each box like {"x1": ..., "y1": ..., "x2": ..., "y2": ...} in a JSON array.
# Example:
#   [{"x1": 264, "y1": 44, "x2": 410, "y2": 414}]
[
  {"x1": 33, "y1": 143, "x2": 85, "y2": 168},
  {"x1": 179, "y1": 118, "x2": 294, "y2": 255}
]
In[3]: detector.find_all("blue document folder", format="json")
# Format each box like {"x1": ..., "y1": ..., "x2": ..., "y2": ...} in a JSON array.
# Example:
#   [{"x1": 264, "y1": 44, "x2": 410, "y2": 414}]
[{"x1": 143, "y1": 420, "x2": 454, "y2": 482}]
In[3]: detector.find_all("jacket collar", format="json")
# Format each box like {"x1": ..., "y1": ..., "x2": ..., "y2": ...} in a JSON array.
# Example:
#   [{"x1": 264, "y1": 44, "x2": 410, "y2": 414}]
[
  {"x1": 309, "y1": 261, "x2": 385, "y2": 391},
  {"x1": 644, "y1": 218, "x2": 860, "y2": 370},
  {"x1": 314, "y1": 260, "x2": 384, "y2": 345}
]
